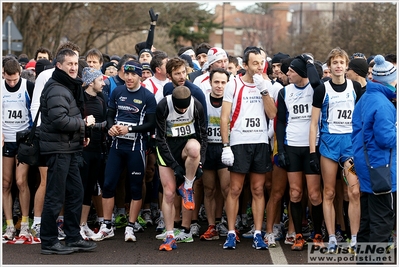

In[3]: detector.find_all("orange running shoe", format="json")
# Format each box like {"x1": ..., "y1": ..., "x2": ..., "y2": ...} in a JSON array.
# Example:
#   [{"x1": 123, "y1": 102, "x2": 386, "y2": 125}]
[
  {"x1": 200, "y1": 225, "x2": 219, "y2": 241},
  {"x1": 313, "y1": 233, "x2": 325, "y2": 250},
  {"x1": 291, "y1": 233, "x2": 307, "y2": 251},
  {"x1": 178, "y1": 184, "x2": 195, "y2": 210},
  {"x1": 159, "y1": 235, "x2": 177, "y2": 251}
]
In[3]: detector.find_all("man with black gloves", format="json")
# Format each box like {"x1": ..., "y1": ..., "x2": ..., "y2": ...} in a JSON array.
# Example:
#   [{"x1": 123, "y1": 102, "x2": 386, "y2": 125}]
[
  {"x1": 134, "y1": 8, "x2": 158, "y2": 56},
  {"x1": 92, "y1": 60, "x2": 157, "y2": 243},
  {"x1": 275, "y1": 53, "x2": 324, "y2": 251},
  {"x1": 155, "y1": 85, "x2": 207, "y2": 251}
]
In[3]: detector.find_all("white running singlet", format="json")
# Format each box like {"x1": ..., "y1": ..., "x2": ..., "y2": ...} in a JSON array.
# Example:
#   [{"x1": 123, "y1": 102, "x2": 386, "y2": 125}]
[
  {"x1": 224, "y1": 76, "x2": 269, "y2": 146},
  {"x1": 165, "y1": 95, "x2": 196, "y2": 137},
  {"x1": 205, "y1": 92, "x2": 222, "y2": 143}
]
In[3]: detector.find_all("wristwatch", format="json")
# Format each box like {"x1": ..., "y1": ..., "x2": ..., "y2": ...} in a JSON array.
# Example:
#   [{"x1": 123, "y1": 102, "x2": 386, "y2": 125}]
[
  {"x1": 223, "y1": 143, "x2": 230, "y2": 147},
  {"x1": 260, "y1": 90, "x2": 269, "y2": 96},
  {"x1": 128, "y1": 125, "x2": 133, "y2": 133}
]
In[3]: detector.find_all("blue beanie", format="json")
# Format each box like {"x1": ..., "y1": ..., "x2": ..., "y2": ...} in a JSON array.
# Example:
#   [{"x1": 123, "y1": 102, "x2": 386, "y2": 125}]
[
  {"x1": 372, "y1": 55, "x2": 397, "y2": 85},
  {"x1": 124, "y1": 60, "x2": 142, "y2": 77}
]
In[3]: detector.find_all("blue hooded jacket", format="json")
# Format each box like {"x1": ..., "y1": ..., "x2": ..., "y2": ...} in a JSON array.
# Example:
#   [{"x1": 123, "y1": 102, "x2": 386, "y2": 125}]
[{"x1": 351, "y1": 80, "x2": 397, "y2": 193}]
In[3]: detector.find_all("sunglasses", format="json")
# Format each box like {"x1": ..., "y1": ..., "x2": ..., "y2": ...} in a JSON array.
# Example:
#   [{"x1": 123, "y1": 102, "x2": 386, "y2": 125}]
[{"x1": 124, "y1": 64, "x2": 141, "y2": 72}]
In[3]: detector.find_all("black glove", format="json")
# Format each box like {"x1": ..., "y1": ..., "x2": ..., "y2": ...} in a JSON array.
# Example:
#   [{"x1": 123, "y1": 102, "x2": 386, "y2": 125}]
[
  {"x1": 309, "y1": 152, "x2": 320, "y2": 173},
  {"x1": 278, "y1": 151, "x2": 290, "y2": 169},
  {"x1": 299, "y1": 53, "x2": 314, "y2": 64},
  {"x1": 149, "y1": 8, "x2": 158, "y2": 23},
  {"x1": 174, "y1": 165, "x2": 185, "y2": 187},
  {"x1": 195, "y1": 162, "x2": 203, "y2": 179},
  {"x1": 92, "y1": 121, "x2": 107, "y2": 130}
]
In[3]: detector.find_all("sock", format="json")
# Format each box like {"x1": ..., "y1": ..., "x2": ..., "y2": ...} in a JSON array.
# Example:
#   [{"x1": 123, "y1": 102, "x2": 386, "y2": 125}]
[
  {"x1": 166, "y1": 230, "x2": 174, "y2": 237},
  {"x1": 329, "y1": 234, "x2": 337, "y2": 244},
  {"x1": 183, "y1": 227, "x2": 190, "y2": 233},
  {"x1": 174, "y1": 221, "x2": 182, "y2": 229},
  {"x1": 228, "y1": 230, "x2": 236, "y2": 235},
  {"x1": 57, "y1": 216, "x2": 64, "y2": 222},
  {"x1": 191, "y1": 220, "x2": 198, "y2": 225},
  {"x1": 6, "y1": 219, "x2": 14, "y2": 227},
  {"x1": 159, "y1": 211, "x2": 163, "y2": 218},
  {"x1": 21, "y1": 216, "x2": 29, "y2": 223},
  {"x1": 351, "y1": 235, "x2": 357, "y2": 246},
  {"x1": 33, "y1": 216, "x2": 41, "y2": 225},
  {"x1": 290, "y1": 201, "x2": 303, "y2": 235},
  {"x1": 127, "y1": 221, "x2": 135, "y2": 228},
  {"x1": 254, "y1": 230, "x2": 261, "y2": 238},
  {"x1": 97, "y1": 217, "x2": 104, "y2": 223},
  {"x1": 104, "y1": 219, "x2": 112, "y2": 229},
  {"x1": 184, "y1": 176, "x2": 194, "y2": 189},
  {"x1": 311, "y1": 203, "x2": 323, "y2": 235},
  {"x1": 215, "y1": 218, "x2": 222, "y2": 224}
]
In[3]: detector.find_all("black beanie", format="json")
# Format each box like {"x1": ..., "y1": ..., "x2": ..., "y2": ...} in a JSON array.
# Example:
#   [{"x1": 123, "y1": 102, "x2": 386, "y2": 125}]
[
  {"x1": 289, "y1": 58, "x2": 307, "y2": 78},
  {"x1": 272, "y1": 52, "x2": 290, "y2": 64},
  {"x1": 348, "y1": 58, "x2": 368, "y2": 78},
  {"x1": 35, "y1": 59, "x2": 54, "y2": 77},
  {"x1": 280, "y1": 57, "x2": 294, "y2": 75}
]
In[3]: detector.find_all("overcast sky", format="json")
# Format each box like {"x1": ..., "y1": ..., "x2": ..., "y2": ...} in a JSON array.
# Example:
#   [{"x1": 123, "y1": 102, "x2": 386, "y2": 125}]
[{"x1": 198, "y1": 1, "x2": 258, "y2": 12}]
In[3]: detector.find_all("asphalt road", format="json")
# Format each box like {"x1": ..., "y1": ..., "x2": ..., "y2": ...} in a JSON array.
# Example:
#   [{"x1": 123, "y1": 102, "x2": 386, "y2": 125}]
[{"x1": 2, "y1": 219, "x2": 397, "y2": 266}]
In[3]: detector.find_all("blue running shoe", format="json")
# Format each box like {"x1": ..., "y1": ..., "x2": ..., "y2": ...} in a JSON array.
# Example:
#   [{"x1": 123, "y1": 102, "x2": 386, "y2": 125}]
[
  {"x1": 252, "y1": 233, "x2": 268, "y2": 250},
  {"x1": 159, "y1": 235, "x2": 177, "y2": 251},
  {"x1": 328, "y1": 241, "x2": 337, "y2": 254},
  {"x1": 223, "y1": 233, "x2": 236, "y2": 249}
]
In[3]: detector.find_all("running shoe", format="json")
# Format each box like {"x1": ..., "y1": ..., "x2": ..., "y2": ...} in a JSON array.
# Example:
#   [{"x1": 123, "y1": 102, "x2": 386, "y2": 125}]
[
  {"x1": 178, "y1": 184, "x2": 195, "y2": 210},
  {"x1": 235, "y1": 228, "x2": 241, "y2": 243},
  {"x1": 198, "y1": 204, "x2": 207, "y2": 221},
  {"x1": 159, "y1": 235, "x2": 177, "y2": 251},
  {"x1": 141, "y1": 210, "x2": 153, "y2": 226},
  {"x1": 137, "y1": 216, "x2": 147, "y2": 228},
  {"x1": 91, "y1": 223, "x2": 114, "y2": 241},
  {"x1": 327, "y1": 240, "x2": 338, "y2": 254},
  {"x1": 252, "y1": 233, "x2": 268, "y2": 250},
  {"x1": 3, "y1": 225, "x2": 16, "y2": 240},
  {"x1": 133, "y1": 221, "x2": 145, "y2": 232},
  {"x1": 284, "y1": 232, "x2": 296, "y2": 245},
  {"x1": 235, "y1": 216, "x2": 243, "y2": 231},
  {"x1": 291, "y1": 233, "x2": 307, "y2": 251},
  {"x1": 265, "y1": 233, "x2": 276, "y2": 248},
  {"x1": 223, "y1": 233, "x2": 236, "y2": 249},
  {"x1": 312, "y1": 233, "x2": 325, "y2": 250},
  {"x1": 80, "y1": 223, "x2": 96, "y2": 241},
  {"x1": 125, "y1": 226, "x2": 136, "y2": 242},
  {"x1": 175, "y1": 230, "x2": 194, "y2": 243},
  {"x1": 57, "y1": 226, "x2": 66, "y2": 241},
  {"x1": 273, "y1": 223, "x2": 284, "y2": 241},
  {"x1": 242, "y1": 224, "x2": 255, "y2": 239},
  {"x1": 31, "y1": 223, "x2": 41, "y2": 239},
  {"x1": 115, "y1": 214, "x2": 128, "y2": 228},
  {"x1": 200, "y1": 225, "x2": 219, "y2": 241},
  {"x1": 155, "y1": 217, "x2": 165, "y2": 232},
  {"x1": 19, "y1": 222, "x2": 30, "y2": 238},
  {"x1": 156, "y1": 228, "x2": 180, "y2": 240},
  {"x1": 190, "y1": 222, "x2": 200, "y2": 237},
  {"x1": 348, "y1": 244, "x2": 357, "y2": 255},
  {"x1": 216, "y1": 222, "x2": 228, "y2": 237},
  {"x1": 241, "y1": 214, "x2": 249, "y2": 228}
]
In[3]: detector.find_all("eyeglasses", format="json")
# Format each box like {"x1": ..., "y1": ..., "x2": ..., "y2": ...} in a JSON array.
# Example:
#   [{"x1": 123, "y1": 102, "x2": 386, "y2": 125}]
[
  {"x1": 106, "y1": 66, "x2": 117, "y2": 71},
  {"x1": 124, "y1": 64, "x2": 141, "y2": 72}
]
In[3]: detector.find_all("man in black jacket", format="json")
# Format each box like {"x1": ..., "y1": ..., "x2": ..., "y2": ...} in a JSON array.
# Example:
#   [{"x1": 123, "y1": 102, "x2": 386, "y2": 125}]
[{"x1": 39, "y1": 48, "x2": 97, "y2": 255}]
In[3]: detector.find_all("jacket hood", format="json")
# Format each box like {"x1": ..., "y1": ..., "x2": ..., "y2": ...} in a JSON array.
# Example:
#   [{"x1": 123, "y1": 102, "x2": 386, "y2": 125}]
[{"x1": 367, "y1": 80, "x2": 396, "y2": 99}]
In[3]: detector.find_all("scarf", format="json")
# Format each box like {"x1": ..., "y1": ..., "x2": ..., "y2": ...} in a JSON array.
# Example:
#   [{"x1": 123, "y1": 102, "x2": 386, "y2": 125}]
[{"x1": 52, "y1": 67, "x2": 85, "y2": 115}]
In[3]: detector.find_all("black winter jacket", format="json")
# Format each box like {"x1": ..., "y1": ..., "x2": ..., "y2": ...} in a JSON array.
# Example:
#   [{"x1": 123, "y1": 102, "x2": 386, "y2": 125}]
[{"x1": 39, "y1": 78, "x2": 85, "y2": 154}]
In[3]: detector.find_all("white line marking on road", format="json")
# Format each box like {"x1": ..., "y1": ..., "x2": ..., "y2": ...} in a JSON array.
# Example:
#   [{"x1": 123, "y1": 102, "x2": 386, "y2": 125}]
[{"x1": 270, "y1": 241, "x2": 289, "y2": 265}]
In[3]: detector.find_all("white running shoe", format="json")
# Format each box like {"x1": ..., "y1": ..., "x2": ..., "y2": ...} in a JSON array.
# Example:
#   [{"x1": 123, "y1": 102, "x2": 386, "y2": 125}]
[
  {"x1": 91, "y1": 223, "x2": 114, "y2": 241},
  {"x1": 125, "y1": 226, "x2": 136, "y2": 242},
  {"x1": 190, "y1": 223, "x2": 201, "y2": 237},
  {"x1": 3, "y1": 225, "x2": 16, "y2": 240},
  {"x1": 175, "y1": 230, "x2": 194, "y2": 243},
  {"x1": 19, "y1": 222, "x2": 30, "y2": 238},
  {"x1": 155, "y1": 217, "x2": 165, "y2": 232},
  {"x1": 80, "y1": 223, "x2": 96, "y2": 240}
]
